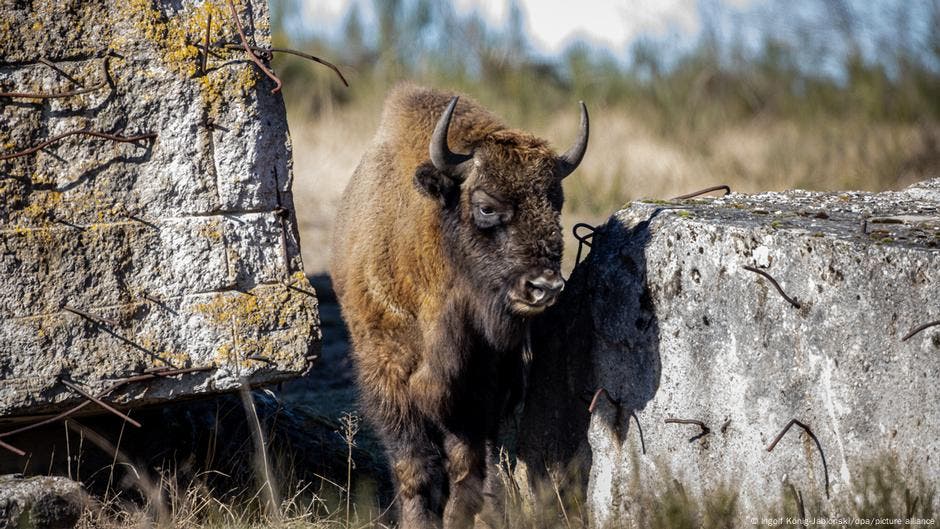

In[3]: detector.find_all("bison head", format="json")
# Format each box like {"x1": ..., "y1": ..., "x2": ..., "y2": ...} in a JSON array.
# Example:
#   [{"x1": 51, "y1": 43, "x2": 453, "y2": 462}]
[{"x1": 414, "y1": 97, "x2": 589, "y2": 319}]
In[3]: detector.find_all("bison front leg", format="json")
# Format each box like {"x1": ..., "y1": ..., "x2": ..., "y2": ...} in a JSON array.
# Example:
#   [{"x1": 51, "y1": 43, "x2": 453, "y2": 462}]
[
  {"x1": 443, "y1": 434, "x2": 486, "y2": 529},
  {"x1": 477, "y1": 438, "x2": 507, "y2": 529},
  {"x1": 388, "y1": 421, "x2": 449, "y2": 529}
]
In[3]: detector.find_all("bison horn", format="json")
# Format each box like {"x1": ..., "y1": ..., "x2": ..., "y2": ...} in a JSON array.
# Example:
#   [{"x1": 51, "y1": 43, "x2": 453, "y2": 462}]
[
  {"x1": 430, "y1": 96, "x2": 473, "y2": 178},
  {"x1": 557, "y1": 101, "x2": 589, "y2": 179}
]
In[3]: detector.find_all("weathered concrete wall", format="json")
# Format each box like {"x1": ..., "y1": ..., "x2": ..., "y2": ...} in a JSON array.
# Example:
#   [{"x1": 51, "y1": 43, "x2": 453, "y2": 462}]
[
  {"x1": 0, "y1": 1, "x2": 319, "y2": 420},
  {"x1": 525, "y1": 179, "x2": 940, "y2": 525}
]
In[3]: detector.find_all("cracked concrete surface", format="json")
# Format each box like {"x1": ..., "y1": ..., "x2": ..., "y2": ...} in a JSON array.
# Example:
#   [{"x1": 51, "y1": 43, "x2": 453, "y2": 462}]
[
  {"x1": 579, "y1": 179, "x2": 940, "y2": 525},
  {"x1": 518, "y1": 179, "x2": 939, "y2": 525},
  {"x1": 0, "y1": 0, "x2": 320, "y2": 420}
]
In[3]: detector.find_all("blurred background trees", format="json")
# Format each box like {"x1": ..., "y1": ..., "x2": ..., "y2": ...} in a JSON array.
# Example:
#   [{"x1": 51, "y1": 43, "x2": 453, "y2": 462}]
[
  {"x1": 267, "y1": 0, "x2": 940, "y2": 273},
  {"x1": 271, "y1": 0, "x2": 938, "y2": 124}
]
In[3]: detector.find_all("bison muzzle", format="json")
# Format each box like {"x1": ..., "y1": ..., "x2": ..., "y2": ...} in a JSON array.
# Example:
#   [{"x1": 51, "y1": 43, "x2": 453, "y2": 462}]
[{"x1": 331, "y1": 85, "x2": 588, "y2": 529}]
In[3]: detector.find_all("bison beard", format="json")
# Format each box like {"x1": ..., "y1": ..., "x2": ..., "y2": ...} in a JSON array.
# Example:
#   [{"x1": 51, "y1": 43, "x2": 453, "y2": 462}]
[{"x1": 331, "y1": 85, "x2": 588, "y2": 529}]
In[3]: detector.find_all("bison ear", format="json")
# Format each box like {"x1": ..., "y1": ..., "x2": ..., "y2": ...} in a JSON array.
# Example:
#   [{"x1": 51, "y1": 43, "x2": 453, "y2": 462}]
[{"x1": 414, "y1": 160, "x2": 459, "y2": 203}]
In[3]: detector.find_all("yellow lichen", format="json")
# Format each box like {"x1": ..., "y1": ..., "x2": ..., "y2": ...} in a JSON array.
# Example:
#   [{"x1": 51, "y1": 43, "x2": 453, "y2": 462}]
[
  {"x1": 197, "y1": 286, "x2": 315, "y2": 368},
  {"x1": 115, "y1": 0, "x2": 265, "y2": 129},
  {"x1": 21, "y1": 202, "x2": 47, "y2": 220},
  {"x1": 7, "y1": 225, "x2": 54, "y2": 245},
  {"x1": 213, "y1": 335, "x2": 300, "y2": 369},
  {"x1": 195, "y1": 291, "x2": 265, "y2": 328},
  {"x1": 117, "y1": 0, "x2": 255, "y2": 85},
  {"x1": 93, "y1": 198, "x2": 124, "y2": 224},
  {"x1": 197, "y1": 220, "x2": 224, "y2": 241},
  {"x1": 30, "y1": 172, "x2": 55, "y2": 186},
  {"x1": 18, "y1": 191, "x2": 62, "y2": 223},
  {"x1": 216, "y1": 342, "x2": 237, "y2": 364},
  {"x1": 157, "y1": 350, "x2": 192, "y2": 367}
]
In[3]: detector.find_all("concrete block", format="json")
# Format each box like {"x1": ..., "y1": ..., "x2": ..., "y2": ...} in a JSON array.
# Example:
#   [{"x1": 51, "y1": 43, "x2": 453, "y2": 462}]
[
  {"x1": 0, "y1": 1, "x2": 319, "y2": 421},
  {"x1": 528, "y1": 179, "x2": 940, "y2": 525}
]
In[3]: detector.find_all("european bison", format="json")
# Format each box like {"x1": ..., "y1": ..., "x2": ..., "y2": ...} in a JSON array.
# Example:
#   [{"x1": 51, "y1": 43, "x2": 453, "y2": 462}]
[{"x1": 331, "y1": 85, "x2": 588, "y2": 529}]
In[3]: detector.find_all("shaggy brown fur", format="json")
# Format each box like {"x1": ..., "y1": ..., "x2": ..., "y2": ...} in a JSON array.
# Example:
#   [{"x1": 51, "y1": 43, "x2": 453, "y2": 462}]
[{"x1": 331, "y1": 85, "x2": 586, "y2": 529}]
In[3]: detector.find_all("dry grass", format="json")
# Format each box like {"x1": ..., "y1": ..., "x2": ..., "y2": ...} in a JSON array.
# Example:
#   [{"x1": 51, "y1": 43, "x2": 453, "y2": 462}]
[
  {"x1": 65, "y1": 387, "x2": 935, "y2": 529},
  {"x1": 72, "y1": 391, "x2": 391, "y2": 529},
  {"x1": 287, "y1": 96, "x2": 940, "y2": 276},
  {"x1": 72, "y1": 443, "x2": 935, "y2": 529},
  {"x1": 288, "y1": 101, "x2": 383, "y2": 275}
]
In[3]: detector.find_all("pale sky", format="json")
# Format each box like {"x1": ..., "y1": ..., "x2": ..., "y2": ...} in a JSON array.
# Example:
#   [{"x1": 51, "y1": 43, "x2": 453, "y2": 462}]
[
  {"x1": 451, "y1": 0, "x2": 703, "y2": 54},
  {"x1": 288, "y1": 0, "x2": 937, "y2": 78},
  {"x1": 296, "y1": 0, "x2": 732, "y2": 56}
]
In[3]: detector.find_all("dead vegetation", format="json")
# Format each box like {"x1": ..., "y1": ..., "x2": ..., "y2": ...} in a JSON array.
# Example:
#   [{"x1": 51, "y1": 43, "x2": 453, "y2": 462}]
[
  {"x1": 65, "y1": 385, "x2": 934, "y2": 528},
  {"x1": 275, "y1": 0, "x2": 940, "y2": 275}
]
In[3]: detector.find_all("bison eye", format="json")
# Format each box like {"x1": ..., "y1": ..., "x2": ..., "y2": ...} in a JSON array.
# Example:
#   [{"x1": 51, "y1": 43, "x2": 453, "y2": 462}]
[
  {"x1": 470, "y1": 190, "x2": 509, "y2": 229},
  {"x1": 472, "y1": 203, "x2": 503, "y2": 229}
]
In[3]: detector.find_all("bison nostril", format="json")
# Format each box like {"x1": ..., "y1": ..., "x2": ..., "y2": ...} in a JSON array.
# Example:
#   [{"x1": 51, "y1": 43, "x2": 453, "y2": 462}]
[{"x1": 525, "y1": 274, "x2": 564, "y2": 304}]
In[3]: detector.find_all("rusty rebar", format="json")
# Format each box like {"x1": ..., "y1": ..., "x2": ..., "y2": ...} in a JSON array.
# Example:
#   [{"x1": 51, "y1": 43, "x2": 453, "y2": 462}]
[
  {"x1": 226, "y1": 0, "x2": 282, "y2": 94},
  {"x1": 38, "y1": 58, "x2": 85, "y2": 87},
  {"x1": 117, "y1": 366, "x2": 214, "y2": 384},
  {"x1": 0, "y1": 366, "x2": 215, "y2": 446},
  {"x1": 283, "y1": 279, "x2": 316, "y2": 297},
  {"x1": 53, "y1": 217, "x2": 85, "y2": 231},
  {"x1": 665, "y1": 418, "x2": 711, "y2": 442},
  {"x1": 0, "y1": 129, "x2": 157, "y2": 161},
  {"x1": 902, "y1": 319, "x2": 940, "y2": 341},
  {"x1": 0, "y1": 400, "x2": 94, "y2": 441},
  {"x1": 766, "y1": 419, "x2": 830, "y2": 499},
  {"x1": 246, "y1": 355, "x2": 275, "y2": 365},
  {"x1": 63, "y1": 305, "x2": 119, "y2": 327},
  {"x1": 588, "y1": 389, "x2": 645, "y2": 454},
  {"x1": 0, "y1": 438, "x2": 26, "y2": 456},
  {"x1": 221, "y1": 43, "x2": 349, "y2": 87},
  {"x1": 143, "y1": 366, "x2": 175, "y2": 374},
  {"x1": 0, "y1": 55, "x2": 112, "y2": 100},
  {"x1": 742, "y1": 265, "x2": 801, "y2": 309},
  {"x1": 272, "y1": 192, "x2": 292, "y2": 283},
  {"x1": 201, "y1": 12, "x2": 212, "y2": 76},
  {"x1": 573, "y1": 222, "x2": 596, "y2": 267},
  {"x1": 631, "y1": 411, "x2": 647, "y2": 455},
  {"x1": 140, "y1": 292, "x2": 163, "y2": 305},
  {"x1": 59, "y1": 379, "x2": 142, "y2": 428},
  {"x1": 124, "y1": 213, "x2": 158, "y2": 229},
  {"x1": 671, "y1": 184, "x2": 731, "y2": 200},
  {"x1": 588, "y1": 387, "x2": 615, "y2": 413}
]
